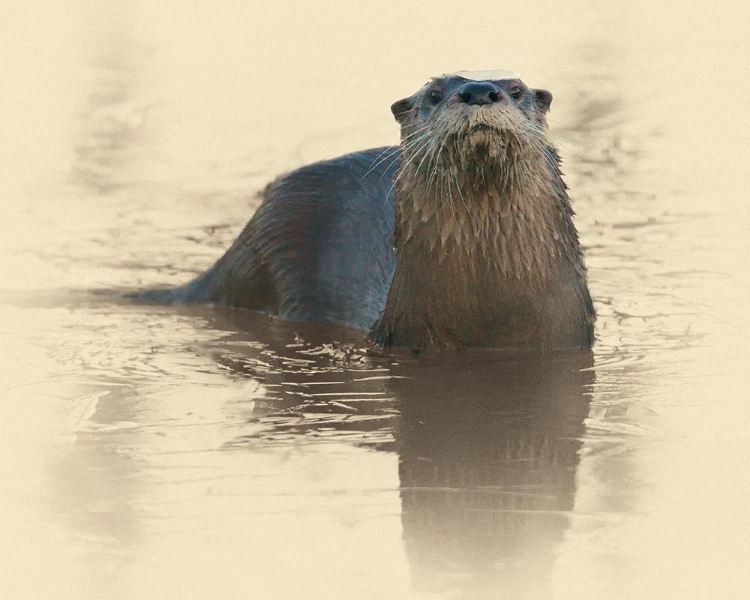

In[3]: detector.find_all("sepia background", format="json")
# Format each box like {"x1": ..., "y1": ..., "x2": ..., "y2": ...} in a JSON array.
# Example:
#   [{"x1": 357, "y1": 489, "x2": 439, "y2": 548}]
[{"x1": 2, "y1": 1, "x2": 749, "y2": 598}]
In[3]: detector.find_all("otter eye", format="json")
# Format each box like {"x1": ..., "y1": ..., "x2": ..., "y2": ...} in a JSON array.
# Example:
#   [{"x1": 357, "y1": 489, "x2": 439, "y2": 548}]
[
  {"x1": 428, "y1": 90, "x2": 443, "y2": 105},
  {"x1": 509, "y1": 86, "x2": 523, "y2": 100}
]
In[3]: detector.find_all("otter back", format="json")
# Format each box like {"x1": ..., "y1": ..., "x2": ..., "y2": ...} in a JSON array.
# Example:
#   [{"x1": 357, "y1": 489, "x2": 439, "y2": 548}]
[{"x1": 132, "y1": 148, "x2": 398, "y2": 331}]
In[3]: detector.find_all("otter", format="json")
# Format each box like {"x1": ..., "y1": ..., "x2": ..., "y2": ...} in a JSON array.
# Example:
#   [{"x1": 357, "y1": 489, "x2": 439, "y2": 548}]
[{"x1": 133, "y1": 71, "x2": 595, "y2": 350}]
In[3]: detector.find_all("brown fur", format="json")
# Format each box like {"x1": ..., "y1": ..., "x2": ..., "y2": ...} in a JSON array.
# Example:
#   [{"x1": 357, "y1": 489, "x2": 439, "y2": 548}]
[{"x1": 368, "y1": 76, "x2": 594, "y2": 350}]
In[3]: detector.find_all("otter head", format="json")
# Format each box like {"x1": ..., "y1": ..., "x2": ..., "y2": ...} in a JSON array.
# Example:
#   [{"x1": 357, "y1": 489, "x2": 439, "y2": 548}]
[{"x1": 391, "y1": 71, "x2": 553, "y2": 174}]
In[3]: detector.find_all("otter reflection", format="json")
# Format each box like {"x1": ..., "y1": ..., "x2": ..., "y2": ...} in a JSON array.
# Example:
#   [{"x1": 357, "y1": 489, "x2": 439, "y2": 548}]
[
  {"x1": 391, "y1": 350, "x2": 592, "y2": 598},
  {"x1": 181, "y1": 308, "x2": 592, "y2": 596}
]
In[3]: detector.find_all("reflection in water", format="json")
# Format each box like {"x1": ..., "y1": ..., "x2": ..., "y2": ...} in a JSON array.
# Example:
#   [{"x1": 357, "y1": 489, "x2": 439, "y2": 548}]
[
  {"x1": 393, "y1": 352, "x2": 592, "y2": 598},
  {"x1": 178, "y1": 309, "x2": 593, "y2": 597}
]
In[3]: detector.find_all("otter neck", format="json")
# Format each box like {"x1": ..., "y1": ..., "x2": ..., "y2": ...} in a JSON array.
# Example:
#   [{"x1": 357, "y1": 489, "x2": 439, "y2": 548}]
[
  {"x1": 370, "y1": 150, "x2": 588, "y2": 350},
  {"x1": 396, "y1": 148, "x2": 568, "y2": 270}
]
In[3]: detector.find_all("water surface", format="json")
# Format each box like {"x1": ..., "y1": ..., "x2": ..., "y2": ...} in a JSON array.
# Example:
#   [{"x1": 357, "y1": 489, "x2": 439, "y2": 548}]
[{"x1": 2, "y1": 2, "x2": 750, "y2": 599}]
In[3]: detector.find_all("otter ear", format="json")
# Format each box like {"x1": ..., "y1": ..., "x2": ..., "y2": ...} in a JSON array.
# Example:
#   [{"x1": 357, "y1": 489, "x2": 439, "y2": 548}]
[
  {"x1": 533, "y1": 89, "x2": 553, "y2": 114},
  {"x1": 390, "y1": 97, "x2": 413, "y2": 124}
]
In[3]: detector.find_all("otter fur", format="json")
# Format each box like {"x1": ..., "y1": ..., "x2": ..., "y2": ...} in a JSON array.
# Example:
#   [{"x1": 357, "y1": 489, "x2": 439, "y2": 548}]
[{"x1": 132, "y1": 72, "x2": 595, "y2": 350}]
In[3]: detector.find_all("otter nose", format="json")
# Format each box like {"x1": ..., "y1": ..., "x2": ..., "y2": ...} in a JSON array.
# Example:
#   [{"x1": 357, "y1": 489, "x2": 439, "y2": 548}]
[{"x1": 457, "y1": 81, "x2": 502, "y2": 106}]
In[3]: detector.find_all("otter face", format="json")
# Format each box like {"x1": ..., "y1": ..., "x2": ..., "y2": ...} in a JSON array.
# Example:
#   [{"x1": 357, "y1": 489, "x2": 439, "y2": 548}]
[
  {"x1": 392, "y1": 74, "x2": 552, "y2": 126},
  {"x1": 391, "y1": 74, "x2": 553, "y2": 163}
]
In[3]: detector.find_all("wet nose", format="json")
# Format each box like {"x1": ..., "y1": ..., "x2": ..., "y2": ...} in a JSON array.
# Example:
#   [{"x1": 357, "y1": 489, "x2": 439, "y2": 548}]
[{"x1": 457, "y1": 81, "x2": 502, "y2": 106}]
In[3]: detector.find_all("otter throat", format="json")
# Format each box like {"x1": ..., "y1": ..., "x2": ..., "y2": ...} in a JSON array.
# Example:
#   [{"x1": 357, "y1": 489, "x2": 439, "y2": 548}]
[{"x1": 371, "y1": 157, "x2": 581, "y2": 348}]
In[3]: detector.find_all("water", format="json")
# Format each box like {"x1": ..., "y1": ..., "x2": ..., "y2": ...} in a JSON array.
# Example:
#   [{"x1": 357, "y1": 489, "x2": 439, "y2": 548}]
[{"x1": 2, "y1": 1, "x2": 750, "y2": 598}]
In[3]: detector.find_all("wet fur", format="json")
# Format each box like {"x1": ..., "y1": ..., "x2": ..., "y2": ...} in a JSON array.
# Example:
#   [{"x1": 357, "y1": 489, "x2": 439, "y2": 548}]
[
  {"x1": 134, "y1": 149, "x2": 398, "y2": 331},
  {"x1": 369, "y1": 77, "x2": 594, "y2": 349},
  {"x1": 133, "y1": 74, "x2": 594, "y2": 350}
]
